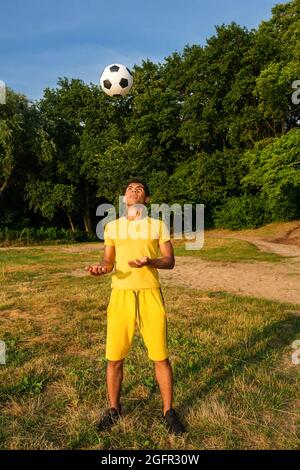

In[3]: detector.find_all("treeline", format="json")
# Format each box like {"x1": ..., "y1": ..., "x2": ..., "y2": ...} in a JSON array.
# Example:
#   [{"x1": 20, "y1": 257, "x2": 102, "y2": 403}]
[{"x1": 0, "y1": 0, "x2": 299, "y2": 241}]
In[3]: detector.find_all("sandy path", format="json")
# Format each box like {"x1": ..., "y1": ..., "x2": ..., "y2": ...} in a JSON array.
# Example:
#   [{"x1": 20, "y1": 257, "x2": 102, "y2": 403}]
[
  {"x1": 244, "y1": 239, "x2": 300, "y2": 258},
  {"x1": 161, "y1": 224, "x2": 300, "y2": 304},
  {"x1": 210, "y1": 234, "x2": 300, "y2": 259},
  {"x1": 160, "y1": 255, "x2": 300, "y2": 305},
  {"x1": 1, "y1": 228, "x2": 300, "y2": 304}
]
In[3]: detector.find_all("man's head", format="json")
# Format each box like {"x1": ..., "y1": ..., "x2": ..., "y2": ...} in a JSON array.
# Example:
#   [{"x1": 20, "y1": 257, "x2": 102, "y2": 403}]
[{"x1": 123, "y1": 178, "x2": 150, "y2": 206}]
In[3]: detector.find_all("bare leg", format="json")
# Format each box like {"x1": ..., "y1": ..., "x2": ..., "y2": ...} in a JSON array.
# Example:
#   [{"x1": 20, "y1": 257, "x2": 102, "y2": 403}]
[
  {"x1": 106, "y1": 359, "x2": 124, "y2": 410},
  {"x1": 154, "y1": 358, "x2": 173, "y2": 415}
]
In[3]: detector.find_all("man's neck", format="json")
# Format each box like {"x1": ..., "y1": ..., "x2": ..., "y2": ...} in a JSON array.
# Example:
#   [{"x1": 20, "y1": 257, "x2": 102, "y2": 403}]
[{"x1": 126, "y1": 205, "x2": 145, "y2": 221}]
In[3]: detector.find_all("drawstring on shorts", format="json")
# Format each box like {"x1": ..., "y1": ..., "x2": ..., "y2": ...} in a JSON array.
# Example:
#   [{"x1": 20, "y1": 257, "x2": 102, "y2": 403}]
[{"x1": 133, "y1": 290, "x2": 143, "y2": 330}]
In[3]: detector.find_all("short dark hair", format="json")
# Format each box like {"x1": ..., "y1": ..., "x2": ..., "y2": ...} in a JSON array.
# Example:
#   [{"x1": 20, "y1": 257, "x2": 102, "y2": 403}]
[{"x1": 123, "y1": 177, "x2": 150, "y2": 197}]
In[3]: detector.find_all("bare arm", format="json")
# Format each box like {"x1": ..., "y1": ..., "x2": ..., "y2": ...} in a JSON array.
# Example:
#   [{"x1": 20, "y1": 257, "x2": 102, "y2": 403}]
[
  {"x1": 149, "y1": 240, "x2": 175, "y2": 269},
  {"x1": 86, "y1": 245, "x2": 115, "y2": 276},
  {"x1": 128, "y1": 240, "x2": 175, "y2": 270}
]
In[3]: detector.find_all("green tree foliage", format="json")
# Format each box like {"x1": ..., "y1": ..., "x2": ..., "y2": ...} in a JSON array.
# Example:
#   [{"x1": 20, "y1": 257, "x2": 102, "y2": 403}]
[
  {"x1": 1, "y1": 0, "x2": 299, "y2": 236},
  {"x1": 36, "y1": 78, "x2": 97, "y2": 233},
  {"x1": 0, "y1": 89, "x2": 54, "y2": 229},
  {"x1": 0, "y1": 89, "x2": 53, "y2": 196},
  {"x1": 252, "y1": 0, "x2": 300, "y2": 135},
  {"x1": 242, "y1": 129, "x2": 300, "y2": 220},
  {"x1": 213, "y1": 194, "x2": 267, "y2": 229}
]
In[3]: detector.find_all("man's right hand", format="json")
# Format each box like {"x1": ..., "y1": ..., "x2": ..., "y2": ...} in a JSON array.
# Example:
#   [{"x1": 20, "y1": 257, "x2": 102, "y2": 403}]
[{"x1": 85, "y1": 264, "x2": 109, "y2": 276}]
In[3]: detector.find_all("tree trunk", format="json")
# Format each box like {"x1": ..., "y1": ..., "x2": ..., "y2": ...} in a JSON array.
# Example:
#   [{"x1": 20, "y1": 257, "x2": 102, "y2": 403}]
[
  {"x1": 67, "y1": 213, "x2": 76, "y2": 233},
  {"x1": 0, "y1": 178, "x2": 9, "y2": 195},
  {"x1": 83, "y1": 211, "x2": 93, "y2": 235},
  {"x1": 83, "y1": 183, "x2": 94, "y2": 236},
  {"x1": 62, "y1": 206, "x2": 76, "y2": 232}
]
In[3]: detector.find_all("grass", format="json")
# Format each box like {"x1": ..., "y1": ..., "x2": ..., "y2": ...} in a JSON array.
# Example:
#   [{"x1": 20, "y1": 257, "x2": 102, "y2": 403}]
[
  {"x1": 206, "y1": 220, "x2": 300, "y2": 239},
  {"x1": 173, "y1": 238, "x2": 283, "y2": 263},
  {"x1": 0, "y1": 244, "x2": 300, "y2": 450}
]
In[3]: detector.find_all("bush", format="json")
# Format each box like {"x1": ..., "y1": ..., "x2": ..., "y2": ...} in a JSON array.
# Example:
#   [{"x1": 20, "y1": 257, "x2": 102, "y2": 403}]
[
  {"x1": 0, "y1": 227, "x2": 98, "y2": 245},
  {"x1": 213, "y1": 195, "x2": 267, "y2": 230}
]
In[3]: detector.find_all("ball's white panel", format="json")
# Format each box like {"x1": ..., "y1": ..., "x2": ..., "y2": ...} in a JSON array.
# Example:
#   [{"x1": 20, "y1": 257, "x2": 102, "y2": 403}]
[
  {"x1": 119, "y1": 86, "x2": 128, "y2": 96},
  {"x1": 100, "y1": 63, "x2": 133, "y2": 97}
]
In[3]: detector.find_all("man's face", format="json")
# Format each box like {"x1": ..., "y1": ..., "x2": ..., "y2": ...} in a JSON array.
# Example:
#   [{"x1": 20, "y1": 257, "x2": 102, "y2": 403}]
[{"x1": 124, "y1": 183, "x2": 149, "y2": 206}]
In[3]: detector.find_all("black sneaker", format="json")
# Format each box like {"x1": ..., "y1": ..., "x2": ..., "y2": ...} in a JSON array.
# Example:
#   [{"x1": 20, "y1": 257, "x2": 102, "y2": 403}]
[
  {"x1": 163, "y1": 408, "x2": 185, "y2": 435},
  {"x1": 97, "y1": 405, "x2": 121, "y2": 432}
]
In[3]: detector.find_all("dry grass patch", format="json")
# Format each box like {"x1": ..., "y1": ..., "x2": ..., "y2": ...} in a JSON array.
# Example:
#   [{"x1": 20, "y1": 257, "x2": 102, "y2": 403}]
[{"x1": 1, "y1": 245, "x2": 300, "y2": 449}]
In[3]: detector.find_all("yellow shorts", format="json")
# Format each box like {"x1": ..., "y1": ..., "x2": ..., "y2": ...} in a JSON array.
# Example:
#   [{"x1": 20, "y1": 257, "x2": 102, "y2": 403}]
[{"x1": 105, "y1": 287, "x2": 168, "y2": 362}]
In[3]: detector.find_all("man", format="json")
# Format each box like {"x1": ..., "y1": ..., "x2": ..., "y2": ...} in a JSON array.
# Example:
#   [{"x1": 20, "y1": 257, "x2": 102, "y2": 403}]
[{"x1": 87, "y1": 177, "x2": 185, "y2": 435}]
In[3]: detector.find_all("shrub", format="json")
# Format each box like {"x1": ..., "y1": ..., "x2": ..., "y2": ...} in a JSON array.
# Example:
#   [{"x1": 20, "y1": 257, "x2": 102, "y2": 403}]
[{"x1": 213, "y1": 195, "x2": 267, "y2": 229}]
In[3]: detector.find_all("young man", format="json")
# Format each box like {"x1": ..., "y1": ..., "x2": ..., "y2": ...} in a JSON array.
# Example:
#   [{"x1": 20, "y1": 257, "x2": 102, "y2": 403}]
[{"x1": 87, "y1": 178, "x2": 185, "y2": 435}]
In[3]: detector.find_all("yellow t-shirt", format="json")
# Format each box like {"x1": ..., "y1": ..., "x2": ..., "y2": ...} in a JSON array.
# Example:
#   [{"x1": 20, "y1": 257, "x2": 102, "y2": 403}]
[{"x1": 104, "y1": 216, "x2": 170, "y2": 289}]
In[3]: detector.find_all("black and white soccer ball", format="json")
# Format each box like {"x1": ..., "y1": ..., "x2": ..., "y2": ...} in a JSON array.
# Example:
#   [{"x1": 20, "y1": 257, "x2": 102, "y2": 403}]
[{"x1": 100, "y1": 64, "x2": 133, "y2": 97}]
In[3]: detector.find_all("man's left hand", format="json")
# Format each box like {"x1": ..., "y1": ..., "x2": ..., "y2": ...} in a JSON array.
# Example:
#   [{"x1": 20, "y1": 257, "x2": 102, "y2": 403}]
[{"x1": 128, "y1": 256, "x2": 150, "y2": 268}]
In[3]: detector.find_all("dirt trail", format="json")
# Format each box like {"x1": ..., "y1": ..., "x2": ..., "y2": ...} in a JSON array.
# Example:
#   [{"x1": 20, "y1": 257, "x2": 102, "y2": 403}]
[
  {"x1": 1, "y1": 223, "x2": 300, "y2": 304},
  {"x1": 160, "y1": 256, "x2": 300, "y2": 304},
  {"x1": 243, "y1": 239, "x2": 300, "y2": 258},
  {"x1": 160, "y1": 224, "x2": 300, "y2": 304},
  {"x1": 208, "y1": 222, "x2": 300, "y2": 258}
]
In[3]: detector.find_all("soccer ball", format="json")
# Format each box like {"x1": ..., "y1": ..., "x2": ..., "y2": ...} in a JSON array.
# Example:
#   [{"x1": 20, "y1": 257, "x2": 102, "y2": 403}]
[{"x1": 100, "y1": 64, "x2": 133, "y2": 97}]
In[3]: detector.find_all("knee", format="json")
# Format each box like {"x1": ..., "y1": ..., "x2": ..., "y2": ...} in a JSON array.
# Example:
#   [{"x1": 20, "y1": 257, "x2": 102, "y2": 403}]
[
  {"x1": 153, "y1": 358, "x2": 170, "y2": 367},
  {"x1": 107, "y1": 359, "x2": 124, "y2": 369}
]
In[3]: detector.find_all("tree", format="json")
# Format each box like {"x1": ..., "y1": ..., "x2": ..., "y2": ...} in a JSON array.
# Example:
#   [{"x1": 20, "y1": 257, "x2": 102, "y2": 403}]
[
  {"x1": 0, "y1": 89, "x2": 53, "y2": 195},
  {"x1": 0, "y1": 88, "x2": 54, "y2": 229},
  {"x1": 242, "y1": 129, "x2": 300, "y2": 221},
  {"x1": 178, "y1": 23, "x2": 253, "y2": 153},
  {"x1": 25, "y1": 181, "x2": 76, "y2": 231},
  {"x1": 252, "y1": 0, "x2": 300, "y2": 136}
]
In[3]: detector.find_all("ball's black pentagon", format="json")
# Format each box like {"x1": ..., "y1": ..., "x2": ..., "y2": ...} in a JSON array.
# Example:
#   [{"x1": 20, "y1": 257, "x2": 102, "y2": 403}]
[
  {"x1": 110, "y1": 65, "x2": 120, "y2": 72},
  {"x1": 113, "y1": 94, "x2": 122, "y2": 97},
  {"x1": 126, "y1": 67, "x2": 133, "y2": 76},
  {"x1": 120, "y1": 78, "x2": 128, "y2": 88},
  {"x1": 103, "y1": 79, "x2": 112, "y2": 90}
]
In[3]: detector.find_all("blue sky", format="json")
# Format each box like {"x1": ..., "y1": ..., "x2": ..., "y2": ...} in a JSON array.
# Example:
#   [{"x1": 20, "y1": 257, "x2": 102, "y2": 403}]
[{"x1": 0, "y1": 0, "x2": 288, "y2": 101}]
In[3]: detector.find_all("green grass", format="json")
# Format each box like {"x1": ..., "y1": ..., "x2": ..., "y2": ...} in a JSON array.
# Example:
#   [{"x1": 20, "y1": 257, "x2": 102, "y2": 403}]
[
  {"x1": 0, "y1": 244, "x2": 300, "y2": 450},
  {"x1": 174, "y1": 238, "x2": 283, "y2": 263}
]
